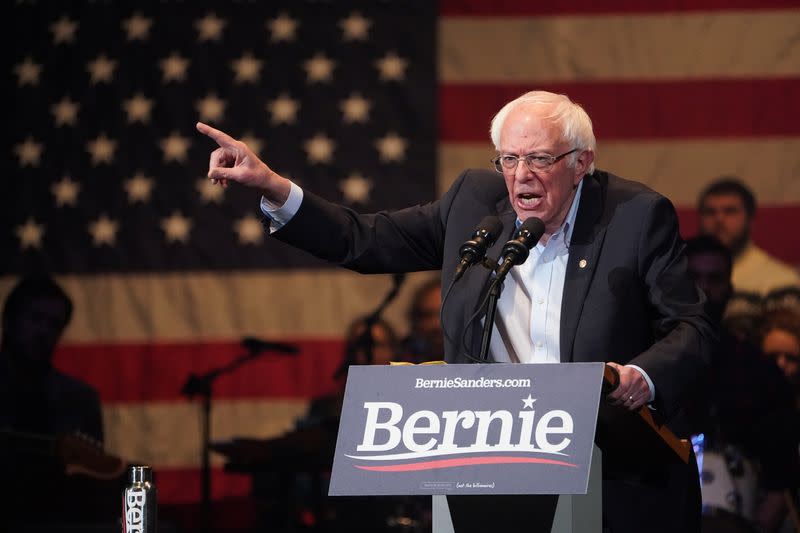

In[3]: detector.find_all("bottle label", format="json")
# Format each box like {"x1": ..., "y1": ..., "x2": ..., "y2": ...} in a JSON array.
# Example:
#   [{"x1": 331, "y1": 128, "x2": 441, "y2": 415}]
[{"x1": 124, "y1": 488, "x2": 146, "y2": 532}]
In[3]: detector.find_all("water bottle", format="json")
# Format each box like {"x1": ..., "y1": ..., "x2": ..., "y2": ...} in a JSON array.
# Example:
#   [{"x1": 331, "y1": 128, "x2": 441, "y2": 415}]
[{"x1": 123, "y1": 465, "x2": 157, "y2": 533}]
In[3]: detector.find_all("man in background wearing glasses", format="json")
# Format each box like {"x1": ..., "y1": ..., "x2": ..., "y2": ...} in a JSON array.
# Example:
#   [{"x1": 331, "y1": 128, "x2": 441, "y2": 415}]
[{"x1": 197, "y1": 90, "x2": 715, "y2": 532}]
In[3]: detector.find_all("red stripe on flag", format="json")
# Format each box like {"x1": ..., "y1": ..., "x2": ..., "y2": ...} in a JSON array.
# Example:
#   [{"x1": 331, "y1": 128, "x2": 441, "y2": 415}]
[
  {"x1": 156, "y1": 467, "x2": 253, "y2": 505},
  {"x1": 53, "y1": 339, "x2": 345, "y2": 403},
  {"x1": 440, "y1": 79, "x2": 800, "y2": 142},
  {"x1": 440, "y1": 0, "x2": 800, "y2": 16},
  {"x1": 677, "y1": 205, "x2": 800, "y2": 265}
]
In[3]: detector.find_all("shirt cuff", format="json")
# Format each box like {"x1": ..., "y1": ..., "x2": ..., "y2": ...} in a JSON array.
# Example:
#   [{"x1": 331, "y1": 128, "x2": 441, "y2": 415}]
[
  {"x1": 260, "y1": 182, "x2": 303, "y2": 233},
  {"x1": 627, "y1": 364, "x2": 656, "y2": 403}
]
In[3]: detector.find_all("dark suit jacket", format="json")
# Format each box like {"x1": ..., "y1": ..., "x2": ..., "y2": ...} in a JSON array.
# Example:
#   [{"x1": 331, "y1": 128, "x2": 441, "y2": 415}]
[{"x1": 274, "y1": 168, "x2": 716, "y2": 531}]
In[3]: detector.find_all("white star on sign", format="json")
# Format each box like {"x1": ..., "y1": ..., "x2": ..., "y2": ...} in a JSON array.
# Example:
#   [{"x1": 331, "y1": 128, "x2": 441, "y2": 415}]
[
  {"x1": 15, "y1": 57, "x2": 42, "y2": 86},
  {"x1": 161, "y1": 211, "x2": 192, "y2": 243},
  {"x1": 340, "y1": 93, "x2": 371, "y2": 124},
  {"x1": 124, "y1": 173, "x2": 154, "y2": 203},
  {"x1": 375, "y1": 132, "x2": 407, "y2": 162},
  {"x1": 51, "y1": 96, "x2": 79, "y2": 127},
  {"x1": 123, "y1": 93, "x2": 153, "y2": 124},
  {"x1": 231, "y1": 52, "x2": 262, "y2": 83},
  {"x1": 122, "y1": 12, "x2": 152, "y2": 41},
  {"x1": 160, "y1": 52, "x2": 190, "y2": 82},
  {"x1": 86, "y1": 133, "x2": 117, "y2": 166},
  {"x1": 304, "y1": 133, "x2": 335, "y2": 164},
  {"x1": 50, "y1": 16, "x2": 78, "y2": 44},
  {"x1": 14, "y1": 137, "x2": 44, "y2": 167},
  {"x1": 267, "y1": 12, "x2": 298, "y2": 42},
  {"x1": 195, "y1": 13, "x2": 226, "y2": 42},
  {"x1": 88, "y1": 214, "x2": 119, "y2": 246},
  {"x1": 234, "y1": 214, "x2": 264, "y2": 245},
  {"x1": 339, "y1": 12, "x2": 371, "y2": 41},
  {"x1": 340, "y1": 173, "x2": 372, "y2": 204},
  {"x1": 160, "y1": 131, "x2": 191, "y2": 163},
  {"x1": 267, "y1": 94, "x2": 300, "y2": 124},
  {"x1": 196, "y1": 93, "x2": 226, "y2": 122},
  {"x1": 375, "y1": 52, "x2": 407, "y2": 81},
  {"x1": 16, "y1": 218, "x2": 44, "y2": 249},
  {"x1": 522, "y1": 394, "x2": 536, "y2": 409},
  {"x1": 196, "y1": 178, "x2": 225, "y2": 204},
  {"x1": 304, "y1": 53, "x2": 335, "y2": 83},
  {"x1": 87, "y1": 54, "x2": 117, "y2": 84},
  {"x1": 51, "y1": 176, "x2": 80, "y2": 207}
]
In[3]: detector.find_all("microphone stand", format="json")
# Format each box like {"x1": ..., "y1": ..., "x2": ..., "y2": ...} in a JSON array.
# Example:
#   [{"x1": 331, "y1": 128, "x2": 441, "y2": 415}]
[
  {"x1": 478, "y1": 279, "x2": 504, "y2": 361},
  {"x1": 180, "y1": 347, "x2": 289, "y2": 531},
  {"x1": 351, "y1": 273, "x2": 405, "y2": 366}
]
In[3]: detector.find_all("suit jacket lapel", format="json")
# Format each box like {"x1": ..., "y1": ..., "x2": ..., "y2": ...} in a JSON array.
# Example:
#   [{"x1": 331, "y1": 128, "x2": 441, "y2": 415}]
[{"x1": 560, "y1": 174, "x2": 607, "y2": 362}]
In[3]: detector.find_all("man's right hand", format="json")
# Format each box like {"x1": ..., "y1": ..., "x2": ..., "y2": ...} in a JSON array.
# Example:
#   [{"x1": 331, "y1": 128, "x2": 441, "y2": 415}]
[{"x1": 196, "y1": 121, "x2": 291, "y2": 205}]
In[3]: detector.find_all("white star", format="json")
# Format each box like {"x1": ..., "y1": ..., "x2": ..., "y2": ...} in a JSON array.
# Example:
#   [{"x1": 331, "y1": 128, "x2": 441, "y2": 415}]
[
  {"x1": 304, "y1": 133, "x2": 335, "y2": 164},
  {"x1": 231, "y1": 52, "x2": 262, "y2": 83},
  {"x1": 375, "y1": 132, "x2": 407, "y2": 162},
  {"x1": 375, "y1": 52, "x2": 407, "y2": 81},
  {"x1": 161, "y1": 211, "x2": 192, "y2": 243},
  {"x1": 304, "y1": 53, "x2": 335, "y2": 83},
  {"x1": 51, "y1": 176, "x2": 80, "y2": 207},
  {"x1": 196, "y1": 93, "x2": 226, "y2": 122},
  {"x1": 124, "y1": 173, "x2": 154, "y2": 203},
  {"x1": 339, "y1": 12, "x2": 371, "y2": 41},
  {"x1": 266, "y1": 94, "x2": 300, "y2": 124},
  {"x1": 123, "y1": 93, "x2": 153, "y2": 124},
  {"x1": 16, "y1": 218, "x2": 44, "y2": 249},
  {"x1": 234, "y1": 214, "x2": 264, "y2": 245},
  {"x1": 522, "y1": 394, "x2": 536, "y2": 409},
  {"x1": 239, "y1": 133, "x2": 264, "y2": 157},
  {"x1": 195, "y1": 13, "x2": 226, "y2": 42},
  {"x1": 339, "y1": 173, "x2": 372, "y2": 204},
  {"x1": 51, "y1": 96, "x2": 79, "y2": 127},
  {"x1": 122, "y1": 12, "x2": 152, "y2": 41},
  {"x1": 50, "y1": 16, "x2": 78, "y2": 44},
  {"x1": 86, "y1": 133, "x2": 117, "y2": 165},
  {"x1": 340, "y1": 93, "x2": 371, "y2": 124},
  {"x1": 14, "y1": 137, "x2": 44, "y2": 167},
  {"x1": 87, "y1": 54, "x2": 117, "y2": 84},
  {"x1": 160, "y1": 52, "x2": 190, "y2": 82},
  {"x1": 14, "y1": 57, "x2": 42, "y2": 86},
  {"x1": 196, "y1": 178, "x2": 225, "y2": 204},
  {"x1": 267, "y1": 13, "x2": 298, "y2": 42},
  {"x1": 160, "y1": 131, "x2": 191, "y2": 163},
  {"x1": 88, "y1": 214, "x2": 119, "y2": 246}
]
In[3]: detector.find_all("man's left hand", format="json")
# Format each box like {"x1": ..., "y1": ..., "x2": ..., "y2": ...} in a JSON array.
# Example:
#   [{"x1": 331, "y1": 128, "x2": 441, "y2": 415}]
[{"x1": 605, "y1": 362, "x2": 650, "y2": 411}]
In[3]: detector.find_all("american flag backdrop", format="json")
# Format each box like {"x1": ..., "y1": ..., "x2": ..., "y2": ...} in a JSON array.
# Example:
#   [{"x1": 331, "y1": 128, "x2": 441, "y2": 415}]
[{"x1": 4, "y1": 0, "x2": 800, "y2": 508}]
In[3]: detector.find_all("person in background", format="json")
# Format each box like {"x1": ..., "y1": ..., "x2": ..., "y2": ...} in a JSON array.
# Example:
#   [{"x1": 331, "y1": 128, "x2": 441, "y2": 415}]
[
  {"x1": 684, "y1": 236, "x2": 799, "y2": 532},
  {"x1": 0, "y1": 275, "x2": 117, "y2": 527},
  {"x1": 760, "y1": 308, "x2": 800, "y2": 410},
  {"x1": 399, "y1": 277, "x2": 444, "y2": 362},
  {"x1": 697, "y1": 177, "x2": 799, "y2": 297}
]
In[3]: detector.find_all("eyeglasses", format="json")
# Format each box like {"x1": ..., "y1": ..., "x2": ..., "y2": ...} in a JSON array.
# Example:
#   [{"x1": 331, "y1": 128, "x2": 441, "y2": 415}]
[{"x1": 492, "y1": 148, "x2": 578, "y2": 174}]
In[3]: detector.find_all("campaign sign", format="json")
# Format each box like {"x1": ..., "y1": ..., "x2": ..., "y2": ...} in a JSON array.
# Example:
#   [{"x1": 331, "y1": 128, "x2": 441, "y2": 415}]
[{"x1": 329, "y1": 363, "x2": 604, "y2": 496}]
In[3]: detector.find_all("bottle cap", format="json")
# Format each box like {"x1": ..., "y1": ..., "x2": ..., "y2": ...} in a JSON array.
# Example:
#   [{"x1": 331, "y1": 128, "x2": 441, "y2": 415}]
[{"x1": 129, "y1": 465, "x2": 153, "y2": 484}]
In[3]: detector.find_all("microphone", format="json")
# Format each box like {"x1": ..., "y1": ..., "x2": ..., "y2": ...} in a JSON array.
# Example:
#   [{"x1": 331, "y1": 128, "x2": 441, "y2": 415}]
[
  {"x1": 454, "y1": 216, "x2": 504, "y2": 282},
  {"x1": 241, "y1": 337, "x2": 300, "y2": 355},
  {"x1": 492, "y1": 217, "x2": 546, "y2": 282}
]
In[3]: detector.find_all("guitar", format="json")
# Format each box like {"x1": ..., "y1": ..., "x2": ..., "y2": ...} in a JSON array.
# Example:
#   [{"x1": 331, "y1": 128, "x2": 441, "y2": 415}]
[{"x1": 0, "y1": 429, "x2": 127, "y2": 480}]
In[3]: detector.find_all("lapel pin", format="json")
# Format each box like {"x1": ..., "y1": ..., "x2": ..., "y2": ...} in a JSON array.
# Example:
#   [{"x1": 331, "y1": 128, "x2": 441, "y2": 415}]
[{"x1": 578, "y1": 258, "x2": 588, "y2": 269}]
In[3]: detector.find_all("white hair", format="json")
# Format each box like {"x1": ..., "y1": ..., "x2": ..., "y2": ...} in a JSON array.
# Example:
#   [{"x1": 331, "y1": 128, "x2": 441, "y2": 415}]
[{"x1": 489, "y1": 91, "x2": 596, "y2": 173}]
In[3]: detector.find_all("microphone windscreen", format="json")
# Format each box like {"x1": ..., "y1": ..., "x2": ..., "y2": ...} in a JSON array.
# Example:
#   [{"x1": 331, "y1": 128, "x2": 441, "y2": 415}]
[
  {"x1": 477, "y1": 215, "x2": 503, "y2": 239},
  {"x1": 518, "y1": 217, "x2": 545, "y2": 246}
]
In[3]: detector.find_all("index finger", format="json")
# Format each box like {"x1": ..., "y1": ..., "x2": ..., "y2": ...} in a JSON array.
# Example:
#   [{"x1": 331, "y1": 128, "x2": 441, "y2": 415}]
[{"x1": 196, "y1": 121, "x2": 238, "y2": 148}]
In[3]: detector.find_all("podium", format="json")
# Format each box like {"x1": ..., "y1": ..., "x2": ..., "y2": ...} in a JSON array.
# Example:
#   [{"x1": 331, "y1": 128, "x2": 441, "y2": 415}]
[{"x1": 327, "y1": 362, "x2": 690, "y2": 533}]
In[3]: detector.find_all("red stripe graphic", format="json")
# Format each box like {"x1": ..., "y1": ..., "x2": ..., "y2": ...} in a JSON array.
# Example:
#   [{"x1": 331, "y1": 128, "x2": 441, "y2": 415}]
[
  {"x1": 354, "y1": 455, "x2": 578, "y2": 472},
  {"x1": 53, "y1": 339, "x2": 345, "y2": 403},
  {"x1": 440, "y1": 0, "x2": 800, "y2": 16},
  {"x1": 440, "y1": 79, "x2": 800, "y2": 142}
]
